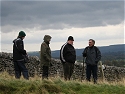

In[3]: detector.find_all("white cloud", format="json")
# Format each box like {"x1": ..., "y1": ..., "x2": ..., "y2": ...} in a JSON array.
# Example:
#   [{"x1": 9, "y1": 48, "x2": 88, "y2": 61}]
[{"x1": 1, "y1": 23, "x2": 124, "y2": 52}]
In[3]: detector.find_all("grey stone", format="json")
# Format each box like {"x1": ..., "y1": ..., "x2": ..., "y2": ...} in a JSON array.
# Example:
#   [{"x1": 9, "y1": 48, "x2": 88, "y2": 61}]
[{"x1": 0, "y1": 52, "x2": 125, "y2": 81}]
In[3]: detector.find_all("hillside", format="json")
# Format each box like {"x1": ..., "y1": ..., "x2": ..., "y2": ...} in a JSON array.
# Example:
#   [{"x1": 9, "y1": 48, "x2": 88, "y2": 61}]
[
  {"x1": 28, "y1": 44, "x2": 125, "y2": 59},
  {"x1": 52, "y1": 44, "x2": 125, "y2": 57}
]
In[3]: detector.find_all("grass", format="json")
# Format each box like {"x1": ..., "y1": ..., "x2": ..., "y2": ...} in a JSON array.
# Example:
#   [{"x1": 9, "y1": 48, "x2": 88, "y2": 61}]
[{"x1": 0, "y1": 72, "x2": 125, "y2": 94}]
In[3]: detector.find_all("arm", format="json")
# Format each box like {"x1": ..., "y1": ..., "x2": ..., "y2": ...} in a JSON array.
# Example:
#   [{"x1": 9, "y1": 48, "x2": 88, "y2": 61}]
[
  {"x1": 17, "y1": 40, "x2": 26, "y2": 55},
  {"x1": 40, "y1": 44, "x2": 50, "y2": 61},
  {"x1": 60, "y1": 44, "x2": 67, "y2": 63},
  {"x1": 82, "y1": 47, "x2": 87, "y2": 62},
  {"x1": 82, "y1": 47, "x2": 87, "y2": 57},
  {"x1": 95, "y1": 48, "x2": 101, "y2": 63},
  {"x1": 63, "y1": 46, "x2": 68, "y2": 62}
]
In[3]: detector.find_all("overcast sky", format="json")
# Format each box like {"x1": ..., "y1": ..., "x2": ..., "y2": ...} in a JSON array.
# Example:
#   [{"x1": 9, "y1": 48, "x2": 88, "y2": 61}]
[{"x1": 0, "y1": 0, "x2": 124, "y2": 52}]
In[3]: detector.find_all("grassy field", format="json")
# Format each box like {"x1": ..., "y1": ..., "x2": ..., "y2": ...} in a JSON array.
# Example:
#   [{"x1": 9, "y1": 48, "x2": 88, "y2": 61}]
[{"x1": 0, "y1": 72, "x2": 125, "y2": 94}]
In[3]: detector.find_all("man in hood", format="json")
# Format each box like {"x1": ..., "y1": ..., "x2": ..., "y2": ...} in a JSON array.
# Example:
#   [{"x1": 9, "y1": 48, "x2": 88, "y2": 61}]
[
  {"x1": 13, "y1": 31, "x2": 29, "y2": 80},
  {"x1": 40, "y1": 35, "x2": 52, "y2": 79}
]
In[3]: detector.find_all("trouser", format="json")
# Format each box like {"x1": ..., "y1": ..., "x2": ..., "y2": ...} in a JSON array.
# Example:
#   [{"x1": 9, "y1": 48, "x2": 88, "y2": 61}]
[
  {"x1": 42, "y1": 66, "x2": 49, "y2": 79},
  {"x1": 86, "y1": 65, "x2": 98, "y2": 82},
  {"x1": 14, "y1": 61, "x2": 29, "y2": 80},
  {"x1": 63, "y1": 62, "x2": 74, "y2": 80}
]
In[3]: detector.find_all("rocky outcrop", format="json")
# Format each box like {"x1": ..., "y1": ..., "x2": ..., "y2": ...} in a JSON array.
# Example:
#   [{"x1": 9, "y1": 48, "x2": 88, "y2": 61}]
[{"x1": 0, "y1": 52, "x2": 125, "y2": 81}]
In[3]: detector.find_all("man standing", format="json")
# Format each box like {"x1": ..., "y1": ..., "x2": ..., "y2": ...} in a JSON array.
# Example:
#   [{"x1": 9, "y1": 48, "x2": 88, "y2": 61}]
[
  {"x1": 60, "y1": 36, "x2": 76, "y2": 80},
  {"x1": 40, "y1": 35, "x2": 52, "y2": 79},
  {"x1": 13, "y1": 31, "x2": 29, "y2": 80},
  {"x1": 82, "y1": 39, "x2": 101, "y2": 84}
]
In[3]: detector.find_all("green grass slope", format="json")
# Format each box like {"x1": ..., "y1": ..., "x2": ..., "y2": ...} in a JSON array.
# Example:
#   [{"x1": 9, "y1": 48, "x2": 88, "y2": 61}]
[{"x1": 0, "y1": 72, "x2": 125, "y2": 94}]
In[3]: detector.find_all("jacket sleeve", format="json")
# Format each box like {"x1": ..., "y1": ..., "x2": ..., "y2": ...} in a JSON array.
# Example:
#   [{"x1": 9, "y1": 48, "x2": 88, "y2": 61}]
[
  {"x1": 95, "y1": 48, "x2": 101, "y2": 63},
  {"x1": 40, "y1": 44, "x2": 50, "y2": 61},
  {"x1": 60, "y1": 46, "x2": 65, "y2": 62},
  {"x1": 63, "y1": 46, "x2": 68, "y2": 62},
  {"x1": 60, "y1": 44, "x2": 67, "y2": 63},
  {"x1": 82, "y1": 47, "x2": 87, "y2": 57},
  {"x1": 17, "y1": 40, "x2": 26, "y2": 55}
]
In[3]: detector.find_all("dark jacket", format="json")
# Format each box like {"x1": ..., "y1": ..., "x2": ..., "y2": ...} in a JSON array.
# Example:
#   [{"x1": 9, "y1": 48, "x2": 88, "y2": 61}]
[
  {"x1": 60, "y1": 43, "x2": 76, "y2": 63},
  {"x1": 40, "y1": 35, "x2": 51, "y2": 66},
  {"x1": 82, "y1": 46, "x2": 101, "y2": 65},
  {"x1": 13, "y1": 38, "x2": 26, "y2": 61}
]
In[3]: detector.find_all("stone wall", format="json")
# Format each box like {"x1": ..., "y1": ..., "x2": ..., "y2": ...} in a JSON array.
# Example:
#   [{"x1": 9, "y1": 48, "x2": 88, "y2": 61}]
[{"x1": 0, "y1": 52, "x2": 125, "y2": 81}]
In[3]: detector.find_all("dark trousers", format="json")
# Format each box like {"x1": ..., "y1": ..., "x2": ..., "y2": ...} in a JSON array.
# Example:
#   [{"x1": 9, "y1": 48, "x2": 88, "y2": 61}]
[
  {"x1": 63, "y1": 62, "x2": 74, "y2": 80},
  {"x1": 42, "y1": 66, "x2": 49, "y2": 79},
  {"x1": 14, "y1": 61, "x2": 29, "y2": 80},
  {"x1": 86, "y1": 65, "x2": 98, "y2": 82}
]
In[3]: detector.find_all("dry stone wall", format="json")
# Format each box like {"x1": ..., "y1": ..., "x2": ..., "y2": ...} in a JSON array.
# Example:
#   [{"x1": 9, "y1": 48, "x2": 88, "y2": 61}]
[{"x1": 0, "y1": 52, "x2": 125, "y2": 81}]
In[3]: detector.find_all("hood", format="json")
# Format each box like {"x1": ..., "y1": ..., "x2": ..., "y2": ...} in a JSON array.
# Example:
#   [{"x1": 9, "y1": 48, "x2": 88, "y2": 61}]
[{"x1": 43, "y1": 35, "x2": 52, "y2": 43}]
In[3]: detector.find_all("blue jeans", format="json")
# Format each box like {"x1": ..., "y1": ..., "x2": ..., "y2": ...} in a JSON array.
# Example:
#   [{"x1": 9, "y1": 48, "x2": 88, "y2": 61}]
[
  {"x1": 86, "y1": 65, "x2": 98, "y2": 82},
  {"x1": 14, "y1": 61, "x2": 29, "y2": 80}
]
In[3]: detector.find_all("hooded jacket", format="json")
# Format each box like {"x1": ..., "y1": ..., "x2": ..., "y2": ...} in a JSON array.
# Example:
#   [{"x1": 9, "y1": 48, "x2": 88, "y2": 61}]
[
  {"x1": 13, "y1": 37, "x2": 26, "y2": 61},
  {"x1": 40, "y1": 35, "x2": 52, "y2": 66},
  {"x1": 82, "y1": 46, "x2": 101, "y2": 65}
]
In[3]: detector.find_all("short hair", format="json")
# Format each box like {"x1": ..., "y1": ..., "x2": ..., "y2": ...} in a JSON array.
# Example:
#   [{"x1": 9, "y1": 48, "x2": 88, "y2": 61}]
[{"x1": 89, "y1": 39, "x2": 95, "y2": 44}]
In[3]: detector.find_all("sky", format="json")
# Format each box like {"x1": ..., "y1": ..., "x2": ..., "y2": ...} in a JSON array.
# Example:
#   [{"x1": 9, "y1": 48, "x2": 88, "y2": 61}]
[{"x1": 0, "y1": 0, "x2": 124, "y2": 52}]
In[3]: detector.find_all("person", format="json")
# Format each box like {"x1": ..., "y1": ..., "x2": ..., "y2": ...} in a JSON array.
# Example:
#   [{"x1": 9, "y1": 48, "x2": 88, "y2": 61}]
[
  {"x1": 40, "y1": 35, "x2": 52, "y2": 79},
  {"x1": 60, "y1": 36, "x2": 76, "y2": 80},
  {"x1": 13, "y1": 31, "x2": 29, "y2": 80},
  {"x1": 82, "y1": 39, "x2": 101, "y2": 84}
]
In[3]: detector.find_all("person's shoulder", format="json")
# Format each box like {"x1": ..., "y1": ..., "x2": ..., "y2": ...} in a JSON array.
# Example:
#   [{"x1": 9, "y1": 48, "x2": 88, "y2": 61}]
[
  {"x1": 16, "y1": 38, "x2": 22, "y2": 43},
  {"x1": 41, "y1": 42, "x2": 47, "y2": 47},
  {"x1": 94, "y1": 46, "x2": 98, "y2": 48},
  {"x1": 62, "y1": 42, "x2": 68, "y2": 47},
  {"x1": 41, "y1": 42, "x2": 46, "y2": 45},
  {"x1": 66, "y1": 43, "x2": 71, "y2": 48},
  {"x1": 94, "y1": 46, "x2": 99, "y2": 50},
  {"x1": 85, "y1": 46, "x2": 89, "y2": 50}
]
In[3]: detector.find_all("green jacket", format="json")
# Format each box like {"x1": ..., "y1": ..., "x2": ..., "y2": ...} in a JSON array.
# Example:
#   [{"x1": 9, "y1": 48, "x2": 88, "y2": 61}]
[{"x1": 40, "y1": 35, "x2": 51, "y2": 66}]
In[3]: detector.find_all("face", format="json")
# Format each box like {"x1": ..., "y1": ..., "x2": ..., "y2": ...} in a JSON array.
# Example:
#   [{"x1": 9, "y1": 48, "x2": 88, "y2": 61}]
[
  {"x1": 47, "y1": 38, "x2": 51, "y2": 43},
  {"x1": 68, "y1": 40, "x2": 74, "y2": 45},
  {"x1": 49, "y1": 39, "x2": 51, "y2": 42},
  {"x1": 22, "y1": 37, "x2": 25, "y2": 39},
  {"x1": 89, "y1": 40, "x2": 94, "y2": 47}
]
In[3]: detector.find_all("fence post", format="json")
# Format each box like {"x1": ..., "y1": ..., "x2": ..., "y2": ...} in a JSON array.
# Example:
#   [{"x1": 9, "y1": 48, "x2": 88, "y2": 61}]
[{"x1": 99, "y1": 61, "x2": 105, "y2": 82}]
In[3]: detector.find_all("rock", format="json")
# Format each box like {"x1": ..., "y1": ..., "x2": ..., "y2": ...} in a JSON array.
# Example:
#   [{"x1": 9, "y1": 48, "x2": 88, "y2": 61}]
[{"x1": 0, "y1": 52, "x2": 125, "y2": 81}]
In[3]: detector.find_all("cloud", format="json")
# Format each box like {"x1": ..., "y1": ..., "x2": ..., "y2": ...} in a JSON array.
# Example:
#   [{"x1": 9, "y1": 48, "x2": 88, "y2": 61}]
[
  {"x1": 1, "y1": 1, "x2": 124, "y2": 32},
  {"x1": 0, "y1": 0, "x2": 124, "y2": 52},
  {"x1": 1, "y1": 23, "x2": 124, "y2": 52}
]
